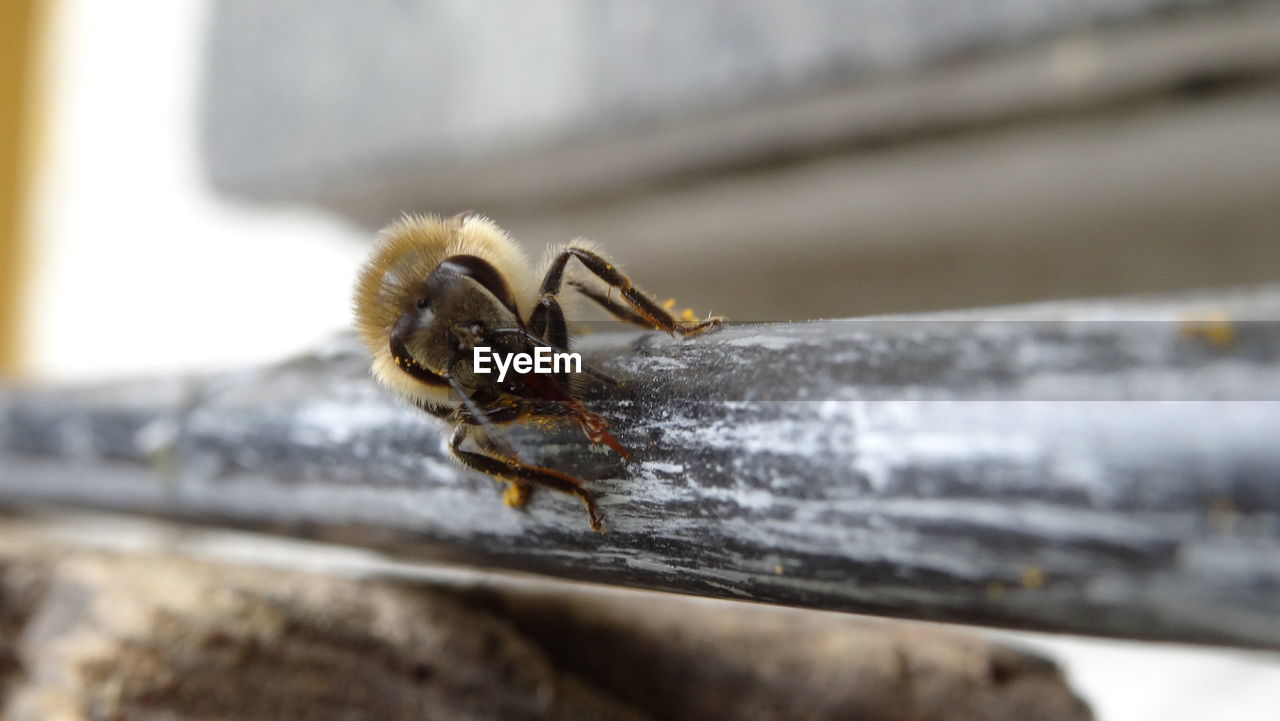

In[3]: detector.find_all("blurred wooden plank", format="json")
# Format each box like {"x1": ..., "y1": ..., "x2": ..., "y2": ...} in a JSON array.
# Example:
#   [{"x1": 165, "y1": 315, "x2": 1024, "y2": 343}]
[
  {"x1": 507, "y1": 84, "x2": 1280, "y2": 320},
  {"x1": 2, "y1": 286, "x2": 1279, "y2": 648},
  {"x1": 203, "y1": 1, "x2": 1280, "y2": 219},
  {"x1": 0, "y1": 516, "x2": 1093, "y2": 721},
  {"x1": 204, "y1": 3, "x2": 1280, "y2": 319}
]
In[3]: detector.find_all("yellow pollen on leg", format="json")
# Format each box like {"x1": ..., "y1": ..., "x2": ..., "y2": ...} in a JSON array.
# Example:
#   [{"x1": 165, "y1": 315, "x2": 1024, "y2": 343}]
[{"x1": 502, "y1": 483, "x2": 530, "y2": 508}]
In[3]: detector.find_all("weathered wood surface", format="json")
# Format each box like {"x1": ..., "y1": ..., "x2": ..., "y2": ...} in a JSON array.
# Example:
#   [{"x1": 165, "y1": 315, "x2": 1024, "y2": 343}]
[
  {"x1": 0, "y1": 519, "x2": 1093, "y2": 721},
  {"x1": 1, "y1": 286, "x2": 1279, "y2": 648}
]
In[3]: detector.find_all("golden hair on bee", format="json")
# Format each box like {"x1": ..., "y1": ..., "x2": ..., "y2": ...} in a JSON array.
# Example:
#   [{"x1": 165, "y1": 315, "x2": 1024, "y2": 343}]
[
  {"x1": 353, "y1": 212, "x2": 535, "y2": 408},
  {"x1": 351, "y1": 211, "x2": 723, "y2": 532}
]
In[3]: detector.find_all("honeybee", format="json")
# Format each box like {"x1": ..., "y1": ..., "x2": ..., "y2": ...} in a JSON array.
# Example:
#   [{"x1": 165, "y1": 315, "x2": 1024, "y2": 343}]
[{"x1": 353, "y1": 212, "x2": 721, "y2": 531}]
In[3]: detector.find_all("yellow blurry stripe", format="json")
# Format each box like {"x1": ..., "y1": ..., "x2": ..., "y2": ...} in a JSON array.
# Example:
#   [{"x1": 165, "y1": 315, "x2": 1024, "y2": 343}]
[{"x1": 0, "y1": 0, "x2": 46, "y2": 375}]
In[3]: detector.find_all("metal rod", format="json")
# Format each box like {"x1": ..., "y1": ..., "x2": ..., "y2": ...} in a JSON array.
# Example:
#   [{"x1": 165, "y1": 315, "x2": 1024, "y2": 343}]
[{"x1": 2, "y1": 285, "x2": 1279, "y2": 648}]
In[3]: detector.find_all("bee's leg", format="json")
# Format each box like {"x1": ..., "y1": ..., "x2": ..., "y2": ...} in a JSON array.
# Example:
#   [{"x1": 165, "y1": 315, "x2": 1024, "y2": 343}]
[
  {"x1": 449, "y1": 424, "x2": 605, "y2": 532},
  {"x1": 534, "y1": 246, "x2": 722, "y2": 337},
  {"x1": 424, "y1": 399, "x2": 537, "y2": 503},
  {"x1": 473, "y1": 429, "x2": 533, "y2": 508},
  {"x1": 567, "y1": 280, "x2": 660, "y2": 327},
  {"x1": 525, "y1": 286, "x2": 572, "y2": 386},
  {"x1": 528, "y1": 292, "x2": 570, "y2": 350},
  {"x1": 526, "y1": 398, "x2": 628, "y2": 458}
]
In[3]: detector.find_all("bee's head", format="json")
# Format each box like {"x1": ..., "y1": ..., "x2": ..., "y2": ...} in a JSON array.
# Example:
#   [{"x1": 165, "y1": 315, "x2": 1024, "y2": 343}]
[{"x1": 390, "y1": 255, "x2": 523, "y2": 377}]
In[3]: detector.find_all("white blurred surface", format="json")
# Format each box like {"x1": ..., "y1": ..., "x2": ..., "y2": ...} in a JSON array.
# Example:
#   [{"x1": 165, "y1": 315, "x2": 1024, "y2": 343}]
[
  {"x1": 991, "y1": 631, "x2": 1280, "y2": 721},
  {"x1": 27, "y1": 0, "x2": 366, "y2": 380},
  {"x1": 23, "y1": 2, "x2": 1280, "y2": 718}
]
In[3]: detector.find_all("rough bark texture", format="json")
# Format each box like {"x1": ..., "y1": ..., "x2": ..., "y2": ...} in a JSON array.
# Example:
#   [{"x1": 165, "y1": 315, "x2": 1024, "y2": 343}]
[
  {"x1": 1, "y1": 287, "x2": 1278, "y2": 648},
  {"x1": 0, "y1": 527, "x2": 1090, "y2": 721}
]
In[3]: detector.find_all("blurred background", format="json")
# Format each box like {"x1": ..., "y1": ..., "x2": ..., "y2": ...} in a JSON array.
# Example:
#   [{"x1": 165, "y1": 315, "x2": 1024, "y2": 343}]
[
  {"x1": 5, "y1": 0, "x2": 1280, "y2": 380},
  {"x1": 3, "y1": 1, "x2": 1279, "y2": 718}
]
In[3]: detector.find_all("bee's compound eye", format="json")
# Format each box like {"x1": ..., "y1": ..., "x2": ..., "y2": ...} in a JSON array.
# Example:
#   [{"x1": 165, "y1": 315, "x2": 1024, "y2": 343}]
[{"x1": 416, "y1": 298, "x2": 429, "y2": 309}]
